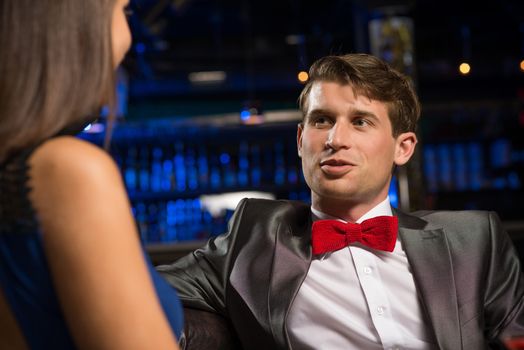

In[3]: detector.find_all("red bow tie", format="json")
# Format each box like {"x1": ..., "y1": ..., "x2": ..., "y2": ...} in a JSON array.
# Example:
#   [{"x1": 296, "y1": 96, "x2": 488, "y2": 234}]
[{"x1": 311, "y1": 216, "x2": 398, "y2": 255}]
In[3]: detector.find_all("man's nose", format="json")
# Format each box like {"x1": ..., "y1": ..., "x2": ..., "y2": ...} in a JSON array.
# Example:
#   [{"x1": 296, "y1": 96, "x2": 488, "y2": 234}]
[{"x1": 325, "y1": 122, "x2": 351, "y2": 150}]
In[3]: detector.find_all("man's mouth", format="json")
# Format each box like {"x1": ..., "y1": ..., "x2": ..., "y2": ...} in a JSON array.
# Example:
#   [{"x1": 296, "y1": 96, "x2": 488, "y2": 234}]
[
  {"x1": 320, "y1": 158, "x2": 355, "y2": 175},
  {"x1": 320, "y1": 158, "x2": 353, "y2": 166}
]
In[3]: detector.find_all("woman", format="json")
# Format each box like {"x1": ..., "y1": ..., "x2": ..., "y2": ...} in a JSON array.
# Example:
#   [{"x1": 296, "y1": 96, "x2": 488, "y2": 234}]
[{"x1": 0, "y1": 0, "x2": 183, "y2": 349}]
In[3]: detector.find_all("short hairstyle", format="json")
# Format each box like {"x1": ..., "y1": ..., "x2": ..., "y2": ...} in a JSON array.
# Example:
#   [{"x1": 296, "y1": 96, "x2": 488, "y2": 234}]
[
  {"x1": 0, "y1": 0, "x2": 116, "y2": 162},
  {"x1": 298, "y1": 53, "x2": 421, "y2": 136}
]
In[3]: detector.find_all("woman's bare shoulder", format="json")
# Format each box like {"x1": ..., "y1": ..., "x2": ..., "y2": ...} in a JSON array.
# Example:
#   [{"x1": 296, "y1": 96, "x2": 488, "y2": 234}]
[
  {"x1": 29, "y1": 136, "x2": 119, "y2": 183},
  {"x1": 28, "y1": 136, "x2": 125, "y2": 218}
]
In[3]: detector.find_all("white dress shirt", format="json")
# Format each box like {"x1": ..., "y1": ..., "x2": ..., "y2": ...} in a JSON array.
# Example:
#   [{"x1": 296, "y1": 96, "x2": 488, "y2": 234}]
[{"x1": 287, "y1": 197, "x2": 437, "y2": 350}]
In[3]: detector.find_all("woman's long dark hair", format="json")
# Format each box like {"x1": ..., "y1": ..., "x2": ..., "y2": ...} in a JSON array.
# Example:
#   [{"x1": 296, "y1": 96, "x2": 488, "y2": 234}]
[{"x1": 0, "y1": 0, "x2": 116, "y2": 162}]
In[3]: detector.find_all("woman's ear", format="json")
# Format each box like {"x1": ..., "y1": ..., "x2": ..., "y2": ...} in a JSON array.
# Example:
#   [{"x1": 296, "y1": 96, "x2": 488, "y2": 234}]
[{"x1": 394, "y1": 132, "x2": 418, "y2": 166}]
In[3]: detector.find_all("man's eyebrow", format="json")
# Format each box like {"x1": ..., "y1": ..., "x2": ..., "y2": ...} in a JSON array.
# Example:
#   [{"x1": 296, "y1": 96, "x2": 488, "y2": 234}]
[
  {"x1": 305, "y1": 108, "x2": 334, "y2": 119},
  {"x1": 306, "y1": 108, "x2": 378, "y2": 120},
  {"x1": 352, "y1": 109, "x2": 379, "y2": 119}
]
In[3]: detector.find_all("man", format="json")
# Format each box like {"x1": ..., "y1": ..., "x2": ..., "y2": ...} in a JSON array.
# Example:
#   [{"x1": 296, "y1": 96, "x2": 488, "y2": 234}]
[{"x1": 158, "y1": 54, "x2": 524, "y2": 349}]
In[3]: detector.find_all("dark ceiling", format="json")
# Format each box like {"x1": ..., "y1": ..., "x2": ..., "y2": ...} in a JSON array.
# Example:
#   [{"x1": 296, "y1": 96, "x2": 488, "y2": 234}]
[{"x1": 122, "y1": 0, "x2": 524, "y2": 118}]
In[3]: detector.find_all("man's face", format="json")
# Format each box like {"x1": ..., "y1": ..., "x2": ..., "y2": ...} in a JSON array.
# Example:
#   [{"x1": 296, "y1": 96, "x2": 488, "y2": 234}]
[{"x1": 297, "y1": 81, "x2": 416, "y2": 213}]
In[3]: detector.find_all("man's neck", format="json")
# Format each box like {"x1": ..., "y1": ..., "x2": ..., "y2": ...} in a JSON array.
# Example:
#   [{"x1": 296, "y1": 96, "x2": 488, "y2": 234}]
[{"x1": 311, "y1": 195, "x2": 391, "y2": 223}]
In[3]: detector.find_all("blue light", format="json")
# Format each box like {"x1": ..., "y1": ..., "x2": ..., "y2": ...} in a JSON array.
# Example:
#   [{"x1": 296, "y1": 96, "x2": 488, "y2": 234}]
[
  {"x1": 124, "y1": 169, "x2": 137, "y2": 190},
  {"x1": 388, "y1": 177, "x2": 399, "y2": 208},
  {"x1": 220, "y1": 153, "x2": 230, "y2": 164},
  {"x1": 508, "y1": 171, "x2": 521, "y2": 189},
  {"x1": 240, "y1": 110, "x2": 251, "y2": 121},
  {"x1": 288, "y1": 169, "x2": 298, "y2": 184},
  {"x1": 99, "y1": 105, "x2": 109, "y2": 117},
  {"x1": 82, "y1": 122, "x2": 105, "y2": 133},
  {"x1": 135, "y1": 42, "x2": 146, "y2": 54},
  {"x1": 167, "y1": 201, "x2": 177, "y2": 226},
  {"x1": 210, "y1": 168, "x2": 221, "y2": 188}
]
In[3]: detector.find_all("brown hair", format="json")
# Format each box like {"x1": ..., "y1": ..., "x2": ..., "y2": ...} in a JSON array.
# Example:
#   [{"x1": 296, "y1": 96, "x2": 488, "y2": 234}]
[
  {"x1": 0, "y1": 0, "x2": 116, "y2": 163},
  {"x1": 298, "y1": 53, "x2": 421, "y2": 136}
]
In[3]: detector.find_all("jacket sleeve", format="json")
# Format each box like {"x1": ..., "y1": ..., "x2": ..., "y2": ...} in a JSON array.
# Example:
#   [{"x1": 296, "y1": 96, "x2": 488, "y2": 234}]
[
  {"x1": 484, "y1": 211, "x2": 524, "y2": 341},
  {"x1": 156, "y1": 198, "x2": 249, "y2": 317}
]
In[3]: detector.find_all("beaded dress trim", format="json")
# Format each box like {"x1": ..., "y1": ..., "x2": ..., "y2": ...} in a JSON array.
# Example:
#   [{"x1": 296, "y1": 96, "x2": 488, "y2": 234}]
[{"x1": 0, "y1": 148, "x2": 39, "y2": 235}]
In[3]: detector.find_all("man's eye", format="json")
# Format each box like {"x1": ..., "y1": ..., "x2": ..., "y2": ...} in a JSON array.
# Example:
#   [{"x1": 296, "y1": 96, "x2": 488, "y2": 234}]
[
  {"x1": 313, "y1": 117, "x2": 331, "y2": 127},
  {"x1": 353, "y1": 118, "x2": 369, "y2": 127}
]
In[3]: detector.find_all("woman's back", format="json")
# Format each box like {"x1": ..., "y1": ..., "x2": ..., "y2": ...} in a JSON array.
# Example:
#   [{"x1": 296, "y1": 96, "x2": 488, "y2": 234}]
[
  {"x1": 0, "y1": 142, "x2": 76, "y2": 348},
  {"x1": 0, "y1": 285, "x2": 29, "y2": 349},
  {"x1": 0, "y1": 136, "x2": 183, "y2": 349}
]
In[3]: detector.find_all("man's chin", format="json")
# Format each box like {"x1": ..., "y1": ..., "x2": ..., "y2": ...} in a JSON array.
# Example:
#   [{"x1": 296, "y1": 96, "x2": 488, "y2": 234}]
[{"x1": 313, "y1": 186, "x2": 359, "y2": 201}]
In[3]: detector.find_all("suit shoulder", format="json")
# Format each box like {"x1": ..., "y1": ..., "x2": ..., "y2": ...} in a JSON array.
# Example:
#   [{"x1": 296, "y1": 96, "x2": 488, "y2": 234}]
[
  {"x1": 240, "y1": 198, "x2": 310, "y2": 216},
  {"x1": 412, "y1": 209, "x2": 494, "y2": 221},
  {"x1": 234, "y1": 198, "x2": 310, "y2": 230},
  {"x1": 410, "y1": 209, "x2": 501, "y2": 234}
]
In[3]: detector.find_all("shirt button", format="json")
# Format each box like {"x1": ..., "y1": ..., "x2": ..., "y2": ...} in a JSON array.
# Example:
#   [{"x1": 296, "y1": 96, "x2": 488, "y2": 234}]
[
  {"x1": 363, "y1": 267, "x2": 372, "y2": 274},
  {"x1": 376, "y1": 306, "x2": 385, "y2": 315}
]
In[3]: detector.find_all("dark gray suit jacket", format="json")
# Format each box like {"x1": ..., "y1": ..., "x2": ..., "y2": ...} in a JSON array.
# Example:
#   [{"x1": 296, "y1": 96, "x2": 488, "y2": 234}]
[{"x1": 158, "y1": 198, "x2": 524, "y2": 349}]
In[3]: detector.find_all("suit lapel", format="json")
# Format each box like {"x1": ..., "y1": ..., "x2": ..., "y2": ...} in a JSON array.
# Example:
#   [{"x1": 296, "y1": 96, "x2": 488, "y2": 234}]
[
  {"x1": 396, "y1": 210, "x2": 462, "y2": 350},
  {"x1": 268, "y1": 212, "x2": 312, "y2": 348}
]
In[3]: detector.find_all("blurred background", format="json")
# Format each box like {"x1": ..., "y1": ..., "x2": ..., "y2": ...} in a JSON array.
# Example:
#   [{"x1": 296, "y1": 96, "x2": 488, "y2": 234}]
[{"x1": 81, "y1": 0, "x2": 524, "y2": 262}]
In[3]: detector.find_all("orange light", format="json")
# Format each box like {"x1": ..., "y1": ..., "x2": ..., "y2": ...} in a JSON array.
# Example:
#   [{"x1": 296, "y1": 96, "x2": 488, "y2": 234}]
[
  {"x1": 520, "y1": 60, "x2": 524, "y2": 72},
  {"x1": 298, "y1": 71, "x2": 309, "y2": 83},
  {"x1": 459, "y1": 62, "x2": 471, "y2": 75}
]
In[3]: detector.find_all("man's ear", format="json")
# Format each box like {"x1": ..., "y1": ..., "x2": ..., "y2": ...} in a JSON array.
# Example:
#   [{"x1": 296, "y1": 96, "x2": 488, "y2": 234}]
[
  {"x1": 394, "y1": 132, "x2": 417, "y2": 166},
  {"x1": 297, "y1": 123, "x2": 304, "y2": 158}
]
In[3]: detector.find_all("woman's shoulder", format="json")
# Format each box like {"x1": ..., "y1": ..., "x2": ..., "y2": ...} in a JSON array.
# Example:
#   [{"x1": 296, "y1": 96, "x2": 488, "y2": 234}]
[
  {"x1": 28, "y1": 136, "x2": 124, "y2": 211},
  {"x1": 30, "y1": 136, "x2": 120, "y2": 186}
]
